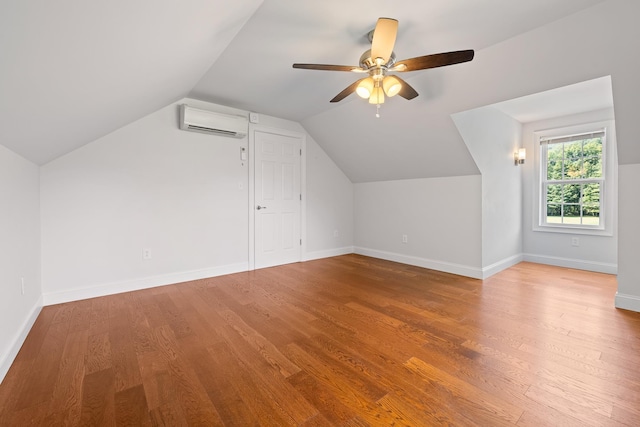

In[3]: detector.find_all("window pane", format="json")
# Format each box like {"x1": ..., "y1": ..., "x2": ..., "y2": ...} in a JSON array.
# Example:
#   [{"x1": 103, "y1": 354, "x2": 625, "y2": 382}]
[
  {"x1": 582, "y1": 205, "x2": 600, "y2": 226},
  {"x1": 546, "y1": 204, "x2": 562, "y2": 223},
  {"x1": 563, "y1": 205, "x2": 581, "y2": 224},
  {"x1": 546, "y1": 184, "x2": 562, "y2": 204},
  {"x1": 584, "y1": 137, "x2": 602, "y2": 156},
  {"x1": 563, "y1": 155, "x2": 584, "y2": 180},
  {"x1": 583, "y1": 138, "x2": 603, "y2": 178},
  {"x1": 546, "y1": 144, "x2": 563, "y2": 180},
  {"x1": 563, "y1": 184, "x2": 580, "y2": 204},
  {"x1": 583, "y1": 156, "x2": 602, "y2": 178},
  {"x1": 582, "y1": 183, "x2": 600, "y2": 204},
  {"x1": 564, "y1": 140, "x2": 583, "y2": 158}
]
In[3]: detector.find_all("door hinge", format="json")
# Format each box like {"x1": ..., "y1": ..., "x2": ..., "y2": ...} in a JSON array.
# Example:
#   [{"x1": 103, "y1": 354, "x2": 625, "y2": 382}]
[
  {"x1": 300, "y1": 149, "x2": 302, "y2": 156},
  {"x1": 299, "y1": 194, "x2": 302, "y2": 201},
  {"x1": 300, "y1": 239, "x2": 302, "y2": 246}
]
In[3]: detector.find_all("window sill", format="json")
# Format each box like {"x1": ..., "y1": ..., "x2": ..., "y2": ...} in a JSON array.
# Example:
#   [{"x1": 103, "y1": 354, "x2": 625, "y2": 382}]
[{"x1": 532, "y1": 224, "x2": 613, "y2": 237}]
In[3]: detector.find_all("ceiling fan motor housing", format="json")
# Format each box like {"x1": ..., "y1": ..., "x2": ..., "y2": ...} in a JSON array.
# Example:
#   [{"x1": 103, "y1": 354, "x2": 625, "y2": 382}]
[{"x1": 359, "y1": 49, "x2": 396, "y2": 71}]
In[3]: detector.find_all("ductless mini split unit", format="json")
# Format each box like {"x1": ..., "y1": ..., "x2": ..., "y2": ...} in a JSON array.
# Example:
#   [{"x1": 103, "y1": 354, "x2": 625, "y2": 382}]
[{"x1": 179, "y1": 104, "x2": 248, "y2": 138}]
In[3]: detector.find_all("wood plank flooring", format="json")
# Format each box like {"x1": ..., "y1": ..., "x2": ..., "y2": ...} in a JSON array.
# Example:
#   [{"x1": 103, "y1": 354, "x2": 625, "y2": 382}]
[{"x1": 1, "y1": 255, "x2": 639, "y2": 426}]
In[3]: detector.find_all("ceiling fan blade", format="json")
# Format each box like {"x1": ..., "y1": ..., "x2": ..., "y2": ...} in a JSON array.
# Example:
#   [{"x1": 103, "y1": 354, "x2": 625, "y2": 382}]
[
  {"x1": 370, "y1": 18, "x2": 398, "y2": 64},
  {"x1": 392, "y1": 50, "x2": 475, "y2": 72},
  {"x1": 293, "y1": 63, "x2": 363, "y2": 72},
  {"x1": 330, "y1": 78, "x2": 366, "y2": 103},
  {"x1": 393, "y1": 76, "x2": 419, "y2": 100}
]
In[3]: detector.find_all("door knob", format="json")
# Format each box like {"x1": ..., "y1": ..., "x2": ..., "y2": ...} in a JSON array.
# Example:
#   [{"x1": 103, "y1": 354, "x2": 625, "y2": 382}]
[{"x1": 256, "y1": 205, "x2": 267, "y2": 210}]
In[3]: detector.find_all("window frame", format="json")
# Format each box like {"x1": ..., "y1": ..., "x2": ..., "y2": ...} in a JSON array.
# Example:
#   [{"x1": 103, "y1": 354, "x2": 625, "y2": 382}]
[{"x1": 532, "y1": 120, "x2": 616, "y2": 236}]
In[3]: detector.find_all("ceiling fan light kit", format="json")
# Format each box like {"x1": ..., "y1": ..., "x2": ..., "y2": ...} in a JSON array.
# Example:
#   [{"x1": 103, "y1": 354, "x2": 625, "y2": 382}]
[
  {"x1": 356, "y1": 77, "x2": 374, "y2": 98},
  {"x1": 382, "y1": 75, "x2": 402, "y2": 97},
  {"x1": 368, "y1": 86, "x2": 384, "y2": 105},
  {"x1": 293, "y1": 17, "x2": 474, "y2": 117}
]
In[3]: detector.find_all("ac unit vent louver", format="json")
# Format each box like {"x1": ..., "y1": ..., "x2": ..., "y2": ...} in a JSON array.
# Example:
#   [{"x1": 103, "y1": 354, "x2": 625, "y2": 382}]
[{"x1": 179, "y1": 104, "x2": 248, "y2": 138}]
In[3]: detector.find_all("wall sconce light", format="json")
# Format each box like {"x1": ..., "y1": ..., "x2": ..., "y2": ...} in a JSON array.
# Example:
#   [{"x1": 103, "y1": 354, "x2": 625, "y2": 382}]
[{"x1": 514, "y1": 148, "x2": 526, "y2": 165}]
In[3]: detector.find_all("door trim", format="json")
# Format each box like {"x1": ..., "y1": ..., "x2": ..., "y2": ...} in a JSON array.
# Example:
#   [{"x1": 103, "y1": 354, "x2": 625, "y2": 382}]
[{"x1": 248, "y1": 124, "x2": 306, "y2": 270}]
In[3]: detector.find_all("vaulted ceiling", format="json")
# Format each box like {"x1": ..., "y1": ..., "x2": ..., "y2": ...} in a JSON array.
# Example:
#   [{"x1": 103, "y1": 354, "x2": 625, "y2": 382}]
[
  {"x1": 0, "y1": 0, "x2": 262, "y2": 164},
  {"x1": 0, "y1": 0, "x2": 617, "y2": 182}
]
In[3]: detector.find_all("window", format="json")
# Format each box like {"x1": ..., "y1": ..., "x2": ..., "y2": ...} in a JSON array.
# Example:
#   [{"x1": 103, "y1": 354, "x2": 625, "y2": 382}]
[
  {"x1": 533, "y1": 120, "x2": 616, "y2": 235},
  {"x1": 541, "y1": 130, "x2": 604, "y2": 227}
]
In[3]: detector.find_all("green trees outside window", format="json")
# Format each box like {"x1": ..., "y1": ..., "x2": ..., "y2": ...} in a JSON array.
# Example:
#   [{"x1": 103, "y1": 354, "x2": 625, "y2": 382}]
[{"x1": 542, "y1": 132, "x2": 604, "y2": 226}]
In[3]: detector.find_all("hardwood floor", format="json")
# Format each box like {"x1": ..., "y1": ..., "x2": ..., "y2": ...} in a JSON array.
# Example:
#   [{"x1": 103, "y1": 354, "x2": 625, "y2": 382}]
[{"x1": 1, "y1": 255, "x2": 639, "y2": 426}]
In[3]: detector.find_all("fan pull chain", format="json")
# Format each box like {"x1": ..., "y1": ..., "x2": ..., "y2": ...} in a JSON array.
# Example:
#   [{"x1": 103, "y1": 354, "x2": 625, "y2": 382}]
[{"x1": 376, "y1": 103, "x2": 380, "y2": 118}]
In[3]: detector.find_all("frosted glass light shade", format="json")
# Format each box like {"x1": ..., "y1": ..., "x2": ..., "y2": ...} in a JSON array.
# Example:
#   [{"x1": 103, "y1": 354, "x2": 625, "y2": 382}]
[
  {"x1": 356, "y1": 77, "x2": 374, "y2": 98},
  {"x1": 369, "y1": 86, "x2": 385, "y2": 104},
  {"x1": 518, "y1": 148, "x2": 526, "y2": 161},
  {"x1": 382, "y1": 75, "x2": 402, "y2": 97}
]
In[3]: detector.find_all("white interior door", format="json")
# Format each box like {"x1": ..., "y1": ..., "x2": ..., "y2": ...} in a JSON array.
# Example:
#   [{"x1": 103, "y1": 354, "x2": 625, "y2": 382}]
[{"x1": 254, "y1": 130, "x2": 302, "y2": 269}]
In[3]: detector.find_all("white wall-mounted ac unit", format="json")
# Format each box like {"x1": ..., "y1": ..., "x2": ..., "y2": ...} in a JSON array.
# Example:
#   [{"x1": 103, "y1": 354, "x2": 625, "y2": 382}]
[{"x1": 179, "y1": 104, "x2": 248, "y2": 138}]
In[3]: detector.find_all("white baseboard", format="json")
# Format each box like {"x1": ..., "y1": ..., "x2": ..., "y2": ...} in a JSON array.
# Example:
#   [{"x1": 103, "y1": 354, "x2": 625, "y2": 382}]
[
  {"x1": 354, "y1": 246, "x2": 483, "y2": 279},
  {"x1": 42, "y1": 262, "x2": 249, "y2": 306},
  {"x1": 481, "y1": 254, "x2": 524, "y2": 279},
  {"x1": 523, "y1": 253, "x2": 617, "y2": 274},
  {"x1": 303, "y1": 246, "x2": 354, "y2": 262},
  {"x1": 615, "y1": 293, "x2": 640, "y2": 313},
  {"x1": 0, "y1": 296, "x2": 43, "y2": 384}
]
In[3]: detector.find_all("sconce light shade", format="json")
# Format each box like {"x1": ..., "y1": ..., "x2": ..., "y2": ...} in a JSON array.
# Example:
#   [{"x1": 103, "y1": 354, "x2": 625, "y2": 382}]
[
  {"x1": 369, "y1": 86, "x2": 385, "y2": 104},
  {"x1": 356, "y1": 77, "x2": 374, "y2": 99},
  {"x1": 515, "y1": 148, "x2": 526, "y2": 165},
  {"x1": 382, "y1": 75, "x2": 402, "y2": 97}
]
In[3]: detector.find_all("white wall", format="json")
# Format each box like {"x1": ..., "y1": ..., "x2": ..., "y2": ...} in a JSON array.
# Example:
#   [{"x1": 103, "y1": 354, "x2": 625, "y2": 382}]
[
  {"x1": 40, "y1": 100, "x2": 250, "y2": 303},
  {"x1": 521, "y1": 109, "x2": 617, "y2": 273},
  {"x1": 40, "y1": 99, "x2": 354, "y2": 304},
  {"x1": 453, "y1": 107, "x2": 524, "y2": 277},
  {"x1": 0, "y1": 145, "x2": 41, "y2": 381},
  {"x1": 354, "y1": 175, "x2": 482, "y2": 278},
  {"x1": 615, "y1": 163, "x2": 640, "y2": 311},
  {"x1": 304, "y1": 134, "x2": 354, "y2": 259}
]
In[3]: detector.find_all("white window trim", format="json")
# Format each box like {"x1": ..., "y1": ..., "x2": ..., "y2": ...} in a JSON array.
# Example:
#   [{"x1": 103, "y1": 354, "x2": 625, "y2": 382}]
[{"x1": 532, "y1": 120, "x2": 617, "y2": 236}]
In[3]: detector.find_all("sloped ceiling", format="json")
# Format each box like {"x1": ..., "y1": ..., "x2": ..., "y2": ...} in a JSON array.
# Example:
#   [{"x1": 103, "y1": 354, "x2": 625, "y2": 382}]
[
  {"x1": 192, "y1": 0, "x2": 605, "y2": 122},
  {"x1": 1, "y1": 0, "x2": 608, "y2": 178},
  {"x1": 190, "y1": 0, "x2": 606, "y2": 182},
  {"x1": 492, "y1": 77, "x2": 614, "y2": 124},
  {"x1": 0, "y1": 0, "x2": 262, "y2": 164}
]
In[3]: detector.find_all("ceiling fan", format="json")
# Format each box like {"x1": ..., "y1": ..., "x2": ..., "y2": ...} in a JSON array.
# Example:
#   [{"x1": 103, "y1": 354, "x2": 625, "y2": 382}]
[{"x1": 293, "y1": 18, "x2": 474, "y2": 116}]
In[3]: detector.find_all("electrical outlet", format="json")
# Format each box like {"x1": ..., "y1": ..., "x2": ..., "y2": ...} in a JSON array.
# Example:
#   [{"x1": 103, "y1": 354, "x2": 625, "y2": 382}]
[
  {"x1": 402, "y1": 234, "x2": 408, "y2": 244},
  {"x1": 571, "y1": 237, "x2": 579, "y2": 247},
  {"x1": 20, "y1": 277, "x2": 25, "y2": 295},
  {"x1": 143, "y1": 248, "x2": 152, "y2": 259}
]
